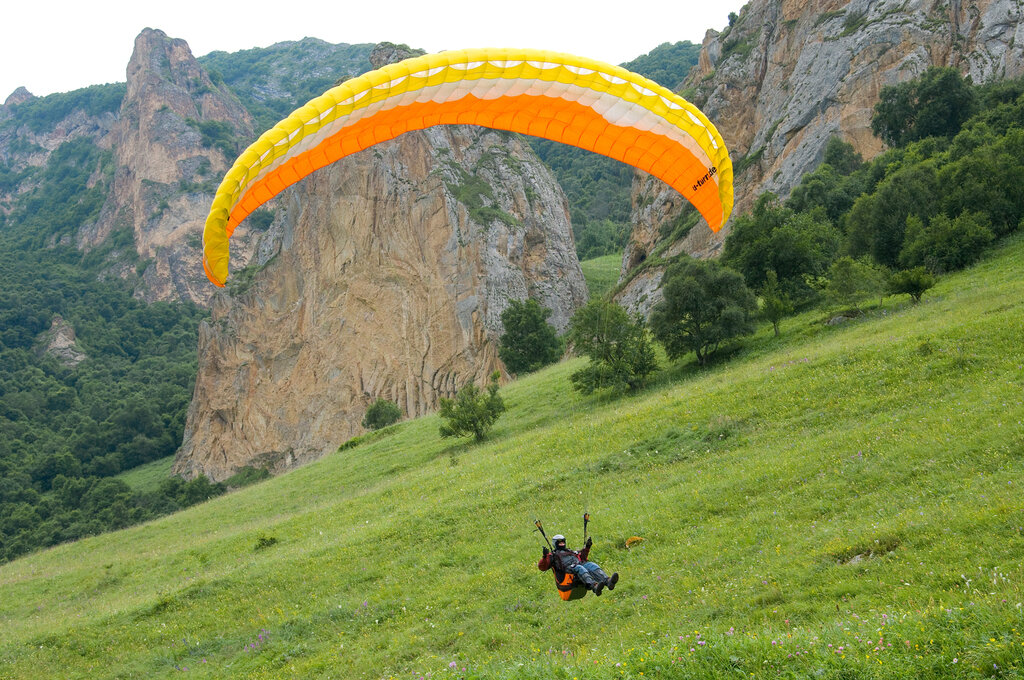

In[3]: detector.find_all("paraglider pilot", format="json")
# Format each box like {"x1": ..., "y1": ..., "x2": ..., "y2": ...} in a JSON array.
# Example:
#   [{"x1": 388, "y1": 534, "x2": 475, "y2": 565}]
[{"x1": 538, "y1": 534, "x2": 619, "y2": 595}]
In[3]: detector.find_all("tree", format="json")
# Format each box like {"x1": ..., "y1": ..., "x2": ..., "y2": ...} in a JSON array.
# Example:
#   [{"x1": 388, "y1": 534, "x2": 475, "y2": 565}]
[
  {"x1": 760, "y1": 270, "x2": 793, "y2": 337},
  {"x1": 566, "y1": 301, "x2": 658, "y2": 394},
  {"x1": 872, "y1": 67, "x2": 978, "y2": 147},
  {"x1": 844, "y1": 161, "x2": 941, "y2": 267},
  {"x1": 498, "y1": 298, "x2": 562, "y2": 375},
  {"x1": 649, "y1": 258, "x2": 757, "y2": 365},
  {"x1": 823, "y1": 256, "x2": 887, "y2": 311},
  {"x1": 438, "y1": 372, "x2": 505, "y2": 442},
  {"x1": 889, "y1": 267, "x2": 936, "y2": 304},
  {"x1": 899, "y1": 211, "x2": 995, "y2": 273},
  {"x1": 362, "y1": 398, "x2": 403, "y2": 430},
  {"x1": 722, "y1": 193, "x2": 840, "y2": 303}
]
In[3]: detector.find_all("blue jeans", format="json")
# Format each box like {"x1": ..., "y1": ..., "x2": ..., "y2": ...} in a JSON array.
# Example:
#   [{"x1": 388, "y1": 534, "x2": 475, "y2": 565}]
[{"x1": 569, "y1": 561, "x2": 608, "y2": 588}]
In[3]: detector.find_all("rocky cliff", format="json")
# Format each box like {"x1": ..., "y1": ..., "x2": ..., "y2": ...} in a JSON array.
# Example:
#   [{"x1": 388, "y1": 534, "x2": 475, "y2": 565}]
[
  {"x1": 0, "y1": 88, "x2": 119, "y2": 216},
  {"x1": 618, "y1": 0, "x2": 1024, "y2": 314},
  {"x1": 174, "y1": 125, "x2": 587, "y2": 481},
  {"x1": 81, "y1": 29, "x2": 257, "y2": 305}
]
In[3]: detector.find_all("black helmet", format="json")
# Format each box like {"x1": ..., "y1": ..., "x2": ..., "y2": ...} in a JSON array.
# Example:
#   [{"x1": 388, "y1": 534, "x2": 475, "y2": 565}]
[{"x1": 552, "y1": 534, "x2": 567, "y2": 551}]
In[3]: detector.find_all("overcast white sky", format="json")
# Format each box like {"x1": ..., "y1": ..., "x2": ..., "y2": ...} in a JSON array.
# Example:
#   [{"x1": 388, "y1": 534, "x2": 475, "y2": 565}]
[{"x1": 1, "y1": 0, "x2": 748, "y2": 100}]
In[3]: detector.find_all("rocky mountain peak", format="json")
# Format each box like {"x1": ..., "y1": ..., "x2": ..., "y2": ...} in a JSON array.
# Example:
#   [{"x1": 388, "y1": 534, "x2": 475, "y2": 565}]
[
  {"x1": 82, "y1": 28, "x2": 257, "y2": 305},
  {"x1": 4, "y1": 86, "x2": 34, "y2": 107},
  {"x1": 369, "y1": 42, "x2": 426, "y2": 69}
]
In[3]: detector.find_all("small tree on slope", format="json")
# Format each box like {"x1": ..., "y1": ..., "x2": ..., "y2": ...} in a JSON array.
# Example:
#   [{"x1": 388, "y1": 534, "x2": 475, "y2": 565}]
[{"x1": 438, "y1": 372, "x2": 506, "y2": 442}]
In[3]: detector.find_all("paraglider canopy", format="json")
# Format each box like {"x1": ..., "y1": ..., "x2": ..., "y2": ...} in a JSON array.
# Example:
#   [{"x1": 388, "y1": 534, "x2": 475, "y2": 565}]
[{"x1": 202, "y1": 47, "x2": 733, "y2": 286}]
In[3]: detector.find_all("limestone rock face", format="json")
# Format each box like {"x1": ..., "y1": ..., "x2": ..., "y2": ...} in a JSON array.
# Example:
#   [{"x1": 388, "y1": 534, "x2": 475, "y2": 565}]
[
  {"x1": 619, "y1": 0, "x2": 1024, "y2": 316},
  {"x1": 37, "y1": 315, "x2": 87, "y2": 367},
  {"x1": 174, "y1": 126, "x2": 587, "y2": 481},
  {"x1": 4, "y1": 87, "x2": 34, "y2": 107},
  {"x1": 83, "y1": 28, "x2": 256, "y2": 305}
]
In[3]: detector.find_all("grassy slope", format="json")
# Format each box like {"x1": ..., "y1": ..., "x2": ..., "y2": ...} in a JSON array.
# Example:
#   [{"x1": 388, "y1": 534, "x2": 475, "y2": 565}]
[
  {"x1": 580, "y1": 253, "x2": 623, "y2": 300},
  {"x1": 1, "y1": 237, "x2": 1024, "y2": 679},
  {"x1": 116, "y1": 457, "x2": 175, "y2": 495}
]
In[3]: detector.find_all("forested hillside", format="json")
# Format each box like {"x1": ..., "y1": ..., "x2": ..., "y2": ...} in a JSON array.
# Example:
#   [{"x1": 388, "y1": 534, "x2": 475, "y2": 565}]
[
  {"x1": 0, "y1": 122, "x2": 216, "y2": 562},
  {"x1": 197, "y1": 39, "x2": 374, "y2": 134}
]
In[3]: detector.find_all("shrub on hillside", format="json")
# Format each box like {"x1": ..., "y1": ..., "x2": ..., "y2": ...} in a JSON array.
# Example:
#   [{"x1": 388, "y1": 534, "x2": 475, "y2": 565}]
[
  {"x1": 822, "y1": 256, "x2": 888, "y2": 311},
  {"x1": 889, "y1": 267, "x2": 936, "y2": 304},
  {"x1": 362, "y1": 398, "x2": 403, "y2": 431},
  {"x1": 721, "y1": 193, "x2": 840, "y2": 304},
  {"x1": 438, "y1": 372, "x2": 505, "y2": 442},
  {"x1": 498, "y1": 298, "x2": 562, "y2": 375},
  {"x1": 899, "y1": 212, "x2": 995, "y2": 273},
  {"x1": 566, "y1": 301, "x2": 658, "y2": 394},
  {"x1": 871, "y1": 66, "x2": 978, "y2": 146}
]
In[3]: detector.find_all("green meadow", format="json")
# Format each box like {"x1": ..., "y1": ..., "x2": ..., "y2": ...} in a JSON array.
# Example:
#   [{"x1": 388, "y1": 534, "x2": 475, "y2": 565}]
[
  {"x1": 579, "y1": 253, "x2": 623, "y2": 301},
  {"x1": 1, "y1": 236, "x2": 1023, "y2": 679}
]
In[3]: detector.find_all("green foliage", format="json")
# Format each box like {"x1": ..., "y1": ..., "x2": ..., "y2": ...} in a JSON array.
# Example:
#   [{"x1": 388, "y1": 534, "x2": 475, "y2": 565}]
[
  {"x1": 787, "y1": 139, "x2": 870, "y2": 224},
  {"x1": 4, "y1": 137, "x2": 113, "y2": 248},
  {"x1": 823, "y1": 135, "x2": 864, "y2": 175},
  {"x1": 222, "y1": 465, "x2": 272, "y2": 488},
  {"x1": 361, "y1": 399, "x2": 403, "y2": 431},
  {"x1": 567, "y1": 301, "x2": 657, "y2": 394},
  {"x1": 197, "y1": 39, "x2": 374, "y2": 133},
  {"x1": 157, "y1": 475, "x2": 226, "y2": 508},
  {"x1": 649, "y1": 258, "x2": 757, "y2": 365},
  {"x1": 438, "y1": 372, "x2": 505, "y2": 442},
  {"x1": 498, "y1": 299, "x2": 562, "y2": 375},
  {"x1": 822, "y1": 256, "x2": 888, "y2": 311},
  {"x1": 889, "y1": 267, "x2": 936, "y2": 303},
  {"x1": 621, "y1": 41, "x2": 700, "y2": 90},
  {"x1": 444, "y1": 164, "x2": 519, "y2": 229},
  {"x1": 722, "y1": 193, "x2": 840, "y2": 304},
  {"x1": 185, "y1": 117, "x2": 236, "y2": 157},
  {"x1": 246, "y1": 208, "x2": 275, "y2": 231},
  {"x1": 579, "y1": 253, "x2": 623, "y2": 300},
  {"x1": 844, "y1": 156, "x2": 942, "y2": 266},
  {"x1": 899, "y1": 211, "x2": 995, "y2": 273},
  {"x1": 1, "y1": 83, "x2": 126, "y2": 134},
  {"x1": 871, "y1": 67, "x2": 978, "y2": 147},
  {"x1": 760, "y1": 270, "x2": 794, "y2": 337}
]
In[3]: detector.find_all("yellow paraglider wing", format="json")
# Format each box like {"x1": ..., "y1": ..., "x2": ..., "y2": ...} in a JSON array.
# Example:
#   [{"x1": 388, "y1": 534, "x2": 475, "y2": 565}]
[{"x1": 202, "y1": 47, "x2": 733, "y2": 286}]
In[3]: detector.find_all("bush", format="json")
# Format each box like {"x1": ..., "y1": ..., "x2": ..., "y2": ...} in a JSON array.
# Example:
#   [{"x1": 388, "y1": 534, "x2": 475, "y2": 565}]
[
  {"x1": 889, "y1": 267, "x2": 936, "y2": 304},
  {"x1": 498, "y1": 298, "x2": 562, "y2": 375},
  {"x1": 566, "y1": 301, "x2": 658, "y2": 394},
  {"x1": 822, "y1": 256, "x2": 888, "y2": 311},
  {"x1": 899, "y1": 211, "x2": 995, "y2": 273},
  {"x1": 362, "y1": 398, "x2": 403, "y2": 431},
  {"x1": 438, "y1": 372, "x2": 505, "y2": 442},
  {"x1": 649, "y1": 258, "x2": 757, "y2": 365}
]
